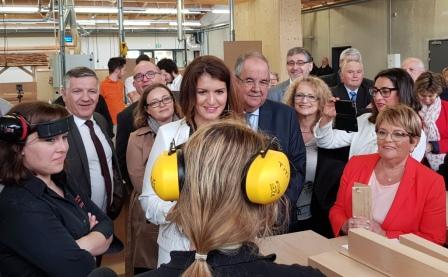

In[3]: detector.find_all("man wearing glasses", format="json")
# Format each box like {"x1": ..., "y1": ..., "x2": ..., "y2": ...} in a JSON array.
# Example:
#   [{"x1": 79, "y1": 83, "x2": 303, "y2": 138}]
[
  {"x1": 268, "y1": 47, "x2": 314, "y2": 102},
  {"x1": 235, "y1": 52, "x2": 306, "y2": 232},
  {"x1": 116, "y1": 61, "x2": 165, "y2": 188}
]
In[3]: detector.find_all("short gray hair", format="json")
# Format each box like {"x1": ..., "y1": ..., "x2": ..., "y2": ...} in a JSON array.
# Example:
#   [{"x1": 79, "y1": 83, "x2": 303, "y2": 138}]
[
  {"x1": 234, "y1": 52, "x2": 270, "y2": 76},
  {"x1": 64, "y1": 67, "x2": 98, "y2": 89},
  {"x1": 339, "y1": 48, "x2": 362, "y2": 66},
  {"x1": 286, "y1": 47, "x2": 313, "y2": 62}
]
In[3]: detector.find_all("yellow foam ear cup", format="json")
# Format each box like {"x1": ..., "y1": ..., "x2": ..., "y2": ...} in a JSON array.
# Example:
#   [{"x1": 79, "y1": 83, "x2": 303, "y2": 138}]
[
  {"x1": 245, "y1": 150, "x2": 290, "y2": 204},
  {"x1": 151, "y1": 150, "x2": 180, "y2": 201}
]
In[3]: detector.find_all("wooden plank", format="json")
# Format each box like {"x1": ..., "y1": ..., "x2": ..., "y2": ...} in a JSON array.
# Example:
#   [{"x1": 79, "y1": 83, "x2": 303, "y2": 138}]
[
  {"x1": 258, "y1": 230, "x2": 344, "y2": 265},
  {"x1": 309, "y1": 251, "x2": 387, "y2": 277},
  {"x1": 348, "y1": 228, "x2": 448, "y2": 277},
  {"x1": 0, "y1": 54, "x2": 48, "y2": 67},
  {"x1": 399, "y1": 234, "x2": 448, "y2": 263},
  {"x1": 352, "y1": 183, "x2": 371, "y2": 219}
]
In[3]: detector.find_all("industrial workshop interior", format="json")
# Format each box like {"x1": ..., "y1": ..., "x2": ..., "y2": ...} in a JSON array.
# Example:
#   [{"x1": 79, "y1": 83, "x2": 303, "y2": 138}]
[{"x1": 1, "y1": 0, "x2": 448, "y2": 276}]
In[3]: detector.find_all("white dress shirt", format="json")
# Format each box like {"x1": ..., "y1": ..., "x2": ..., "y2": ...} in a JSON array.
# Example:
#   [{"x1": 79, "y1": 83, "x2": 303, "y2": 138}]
[{"x1": 73, "y1": 115, "x2": 113, "y2": 211}]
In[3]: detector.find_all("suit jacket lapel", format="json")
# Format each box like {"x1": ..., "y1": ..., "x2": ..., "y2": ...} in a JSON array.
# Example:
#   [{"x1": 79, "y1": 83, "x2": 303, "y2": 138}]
[
  {"x1": 258, "y1": 101, "x2": 272, "y2": 132},
  {"x1": 68, "y1": 116, "x2": 91, "y2": 187},
  {"x1": 381, "y1": 157, "x2": 416, "y2": 228}
]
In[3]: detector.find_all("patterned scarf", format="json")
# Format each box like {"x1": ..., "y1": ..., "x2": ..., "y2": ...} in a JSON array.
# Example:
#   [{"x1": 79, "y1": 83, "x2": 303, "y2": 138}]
[
  {"x1": 147, "y1": 114, "x2": 180, "y2": 134},
  {"x1": 419, "y1": 96, "x2": 445, "y2": 170}
]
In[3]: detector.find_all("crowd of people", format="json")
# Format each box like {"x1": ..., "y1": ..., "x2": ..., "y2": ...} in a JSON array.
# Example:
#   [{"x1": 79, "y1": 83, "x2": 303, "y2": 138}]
[{"x1": 0, "y1": 47, "x2": 447, "y2": 276}]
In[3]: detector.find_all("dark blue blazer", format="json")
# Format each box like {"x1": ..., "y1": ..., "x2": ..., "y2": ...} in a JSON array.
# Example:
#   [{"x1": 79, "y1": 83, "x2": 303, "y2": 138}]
[{"x1": 258, "y1": 100, "x2": 306, "y2": 206}]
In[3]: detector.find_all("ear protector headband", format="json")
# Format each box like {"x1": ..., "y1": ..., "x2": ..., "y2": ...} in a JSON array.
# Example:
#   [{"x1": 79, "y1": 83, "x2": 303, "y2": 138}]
[
  {"x1": 0, "y1": 113, "x2": 70, "y2": 143},
  {"x1": 150, "y1": 138, "x2": 290, "y2": 204}
]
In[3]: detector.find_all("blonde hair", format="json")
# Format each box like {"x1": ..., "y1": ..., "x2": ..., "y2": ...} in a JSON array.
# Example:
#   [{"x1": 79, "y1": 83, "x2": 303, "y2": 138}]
[
  {"x1": 283, "y1": 76, "x2": 332, "y2": 124},
  {"x1": 375, "y1": 104, "x2": 422, "y2": 143},
  {"x1": 167, "y1": 120, "x2": 286, "y2": 277}
]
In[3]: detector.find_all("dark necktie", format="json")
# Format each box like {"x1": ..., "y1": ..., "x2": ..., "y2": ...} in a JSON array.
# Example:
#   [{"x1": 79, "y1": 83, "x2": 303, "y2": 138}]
[{"x1": 85, "y1": 120, "x2": 112, "y2": 208}]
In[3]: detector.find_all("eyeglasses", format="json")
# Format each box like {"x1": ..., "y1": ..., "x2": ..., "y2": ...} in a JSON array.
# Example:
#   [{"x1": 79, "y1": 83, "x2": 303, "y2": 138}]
[
  {"x1": 369, "y1": 87, "x2": 397, "y2": 98},
  {"x1": 376, "y1": 129, "x2": 410, "y2": 141},
  {"x1": 236, "y1": 76, "x2": 270, "y2": 89},
  {"x1": 134, "y1": 71, "x2": 160, "y2": 82},
  {"x1": 294, "y1": 93, "x2": 319, "y2": 102},
  {"x1": 146, "y1": 95, "x2": 173, "y2": 108},
  {"x1": 286, "y1": 60, "x2": 312, "y2": 67}
]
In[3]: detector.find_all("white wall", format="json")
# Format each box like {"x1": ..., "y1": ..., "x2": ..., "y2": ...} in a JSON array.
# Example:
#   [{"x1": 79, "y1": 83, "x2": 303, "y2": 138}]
[
  {"x1": 203, "y1": 27, "x2": 230, "y2": 59},
  {"x1": 0, "y1": 32, "x2": 204, "y2": 83},
  {"x1": 302, "y1": 0, "x2": 388, "y2": 79},
  {"x1": 302, "y1": 0, "x2": 448, "y2": 79}
]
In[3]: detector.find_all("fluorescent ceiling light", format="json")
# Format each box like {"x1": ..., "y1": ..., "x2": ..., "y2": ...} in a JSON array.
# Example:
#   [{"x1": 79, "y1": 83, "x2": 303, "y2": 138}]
[
  {"x1": 144, "y1": 8, "x2": 200, "y2": 14},
  {"x1": 75, "y1": 7, "x2": 118, "y2": 13},
  {"x1": 212, "y1": 9, "x2": 230, "y2": 14},
  {"x1": 0, "y1": 6, "x2": 39, "y2": 13},
  {"x1": 169, "y1": 21, "x2": 201, "y2": 27}
]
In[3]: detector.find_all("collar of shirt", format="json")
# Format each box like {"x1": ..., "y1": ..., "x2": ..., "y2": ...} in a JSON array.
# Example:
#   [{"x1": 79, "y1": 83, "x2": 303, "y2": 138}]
[
  {"x1": 73, "y1": 114, "x2": 94, "y2": 129},
  {"x1": 344, "y1": 86, "x2": 359, "y2": 94},
  {"x1": 22, "y1": 173, "x2": 67, "y2": 198}
]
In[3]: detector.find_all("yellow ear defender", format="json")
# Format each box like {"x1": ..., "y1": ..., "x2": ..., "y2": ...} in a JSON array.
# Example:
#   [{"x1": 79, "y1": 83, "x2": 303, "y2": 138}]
[
  {"x1": 151, "y1": 141, "x2": 185, "y2": 201},
  {"x1": 150, "y1": 139, "x2": 290, "y2": 204}
]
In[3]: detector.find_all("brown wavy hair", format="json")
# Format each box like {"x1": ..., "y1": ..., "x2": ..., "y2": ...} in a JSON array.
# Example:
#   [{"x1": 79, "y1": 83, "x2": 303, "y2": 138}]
[{"x1": 179, "y1": 55, "x2": 243, "y2": 128}]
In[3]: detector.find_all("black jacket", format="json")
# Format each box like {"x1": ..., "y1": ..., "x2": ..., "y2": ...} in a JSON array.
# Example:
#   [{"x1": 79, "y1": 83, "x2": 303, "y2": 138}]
[
  {"x1": 138, "y1": 244, "x2": 324, "y2": 277},
  {"x1": 0, "y1": 173, "x2": 113, "y2": 277}
]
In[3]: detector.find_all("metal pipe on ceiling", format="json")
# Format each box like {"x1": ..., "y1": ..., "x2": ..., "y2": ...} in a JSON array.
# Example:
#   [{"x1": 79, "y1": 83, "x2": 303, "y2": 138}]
[
  {"x1": 58, "y1": 0, "x2": 65, "y2": 88},
  {"x1": 118, "y1": 0, "x2": 125, "y2": 56},
  {"x1": 229, "y1": 0, "x2": 235, "y2": 41},
  {"x1": 177, "y1": 0, "x2": 184, "y2": 42}
]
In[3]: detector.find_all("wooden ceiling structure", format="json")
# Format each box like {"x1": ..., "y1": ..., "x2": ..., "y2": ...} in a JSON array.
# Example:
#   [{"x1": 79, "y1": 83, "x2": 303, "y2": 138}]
[{"x1": 0, "y1": 0, "x2": 353, "y2": 31}]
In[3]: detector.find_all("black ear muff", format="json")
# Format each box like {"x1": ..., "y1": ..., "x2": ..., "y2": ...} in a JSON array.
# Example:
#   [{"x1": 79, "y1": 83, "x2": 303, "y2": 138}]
[
  {"x1": 0, "y1": 114, "x2": 30, "y2": 143},
  {"x1": 150, "y1": 142, "x2": 186, "y2": 201},
  {"x1": 243, "y1": 147, "x2": 290, "y2": 205}
]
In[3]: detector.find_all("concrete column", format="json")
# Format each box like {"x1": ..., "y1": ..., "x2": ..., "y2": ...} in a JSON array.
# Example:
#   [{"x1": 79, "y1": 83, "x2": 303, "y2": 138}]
[{"x1": 235, "y1": 0, "x2": 302, "y2": 81}]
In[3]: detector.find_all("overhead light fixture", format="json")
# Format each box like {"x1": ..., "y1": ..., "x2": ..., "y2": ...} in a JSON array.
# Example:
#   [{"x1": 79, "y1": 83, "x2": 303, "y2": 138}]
[
  {"x1": 144, "y1": 8, "x2": 201, "y2": 14},
  {"x1": 212, "y1": 9, "x2": 230, "y2": 14},
  {"x1": 169, "y1": 21, "x2": 201, "y2": 27},
  {"x1": 0, "y1": 6, "x2": 39, "y2": 13},
  {"x1": 75, "y1": 7, "x2": 118, "y2": 13}
]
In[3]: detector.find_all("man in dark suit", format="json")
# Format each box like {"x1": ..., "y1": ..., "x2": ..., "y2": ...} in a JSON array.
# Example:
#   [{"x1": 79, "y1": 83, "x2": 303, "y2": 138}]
[
  {"x1": 116, "y1": 61, "x2": 165, "y2": 187},
  {"x1": 62, "y1": 67, "x2": 125, "y2": 220},
  {"x1": 235, "y1": 52, "x2": 306, "y2": 231},
  {"x1": 319, "y1": 47, "x2": 374, "y2": 90},
  {"x1": 267, "y1": 47, "x2": 314, "y2": 102},
  {"x1": 332, "y1": 60, "x2": 372, "y2": 115}
]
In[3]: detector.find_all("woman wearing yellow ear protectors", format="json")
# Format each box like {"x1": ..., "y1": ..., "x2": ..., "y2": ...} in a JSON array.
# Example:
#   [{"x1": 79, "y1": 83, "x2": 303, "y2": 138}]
[
  {"x1": 138, "y1": 120, "x2": 324, "y2": 277},
  {"x1": 139, "y1": 55, "x2": 243, "y2": 266}
]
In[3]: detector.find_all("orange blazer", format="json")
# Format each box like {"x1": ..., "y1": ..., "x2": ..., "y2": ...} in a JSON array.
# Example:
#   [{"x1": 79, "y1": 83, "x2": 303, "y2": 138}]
[{"x1": 329, "y1": 153, "x2": 446, "y2": 244}]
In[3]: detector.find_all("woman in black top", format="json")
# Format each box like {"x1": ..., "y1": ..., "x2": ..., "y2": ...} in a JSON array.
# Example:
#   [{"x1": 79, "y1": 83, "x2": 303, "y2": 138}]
[
  {"x1": 141, "y1": 120, "x2": 324, "y2": 277},
  {"x1": 0, "y1": 102, "x2": 113, "y2": 277}
]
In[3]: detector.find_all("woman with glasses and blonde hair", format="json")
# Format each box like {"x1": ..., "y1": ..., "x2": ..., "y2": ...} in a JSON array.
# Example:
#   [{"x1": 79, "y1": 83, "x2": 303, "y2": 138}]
[
  {"x1": 282, "y1": 76, "x2": 332, "y2": 232},
  {"x1": 139, "y1": 55, "x2": 243, "y2": 266},
  {"x1": 414, "y1": 71, "x2": 448, "y2": 171},
  {"x1": 140, "y1": 120, "x2": 324, "y2": 277},
  {"x1": 330, "y1": 105, "x2": 445, "y2": 244},
  {"x1": 315, "y1": 68, "x2": 426, "y2": 161},
  {"x1": 125, "y1": 83, "x2": 181, "y2": 274}
]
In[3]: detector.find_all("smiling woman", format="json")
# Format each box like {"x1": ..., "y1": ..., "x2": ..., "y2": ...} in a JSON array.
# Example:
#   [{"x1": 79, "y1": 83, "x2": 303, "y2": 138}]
[
  {"x1": 0, "y1": 101, "x2": 114, "y2": 276},
  {"x1": 314, "y1": 68, "x2": 426, "y2": 161},
  {"x1": 330, "y1": 105, "x2": 446, "y2": 245},
  {"x1": 282, "y1": 76, "x2": 332, "y2": 232},
  {"x1": 139, "y1": 55, "x2": 244, "y2": 266},
  {"x1": 125, "y1": 83, "x2": 181, "y2": 274}
]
